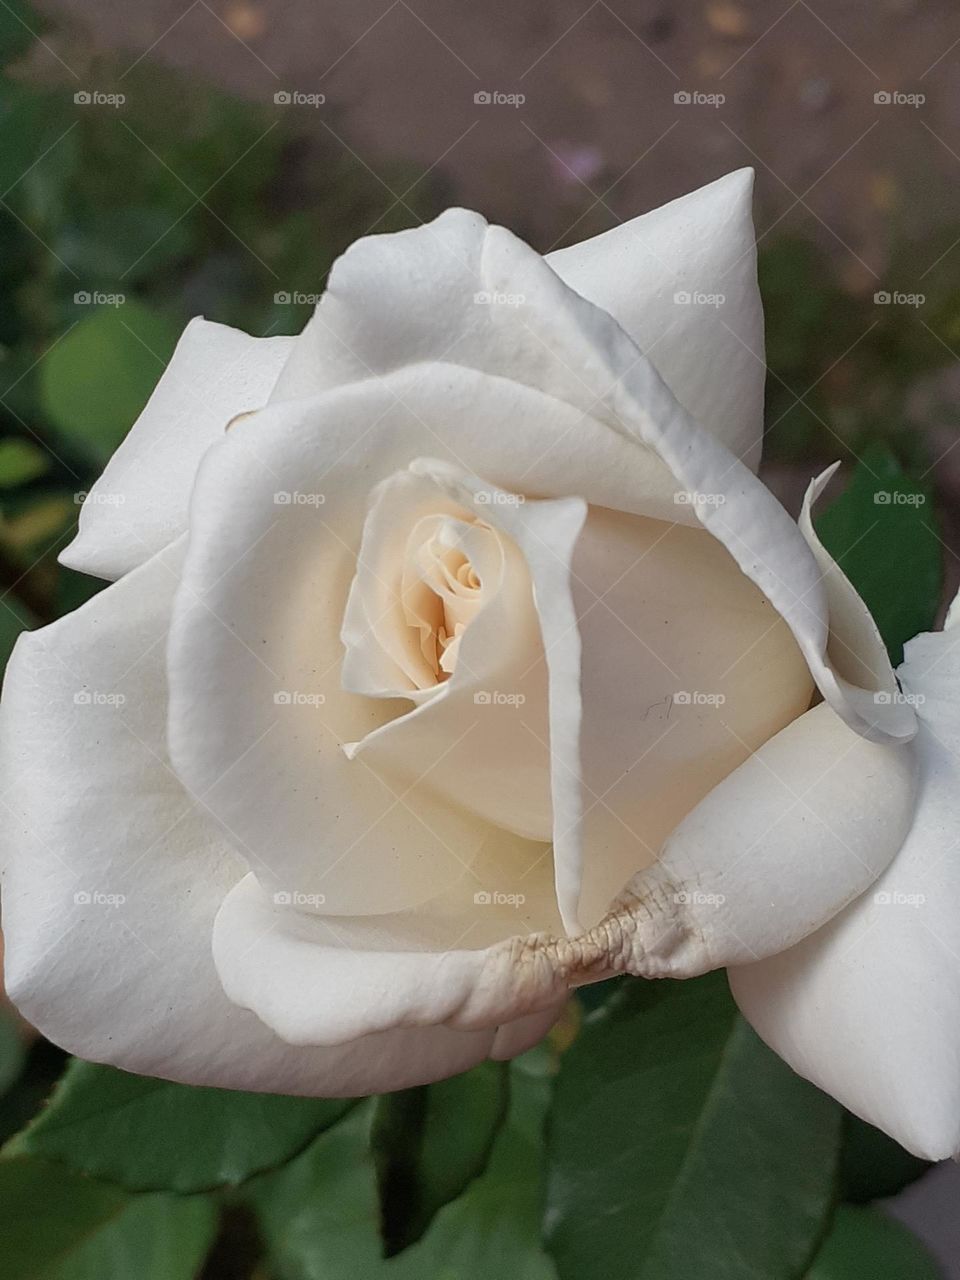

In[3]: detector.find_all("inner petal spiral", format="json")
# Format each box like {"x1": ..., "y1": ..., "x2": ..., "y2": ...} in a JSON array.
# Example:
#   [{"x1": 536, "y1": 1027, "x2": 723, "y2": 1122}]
[{"x1": 401, "y1": 514, "x2": 497, "y2": 683}]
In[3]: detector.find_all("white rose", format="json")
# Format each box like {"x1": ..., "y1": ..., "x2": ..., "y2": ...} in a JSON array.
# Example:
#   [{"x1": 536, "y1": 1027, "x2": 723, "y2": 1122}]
[{"x1": 1, "y1": 170, "x2": 954, "y2": 1159}]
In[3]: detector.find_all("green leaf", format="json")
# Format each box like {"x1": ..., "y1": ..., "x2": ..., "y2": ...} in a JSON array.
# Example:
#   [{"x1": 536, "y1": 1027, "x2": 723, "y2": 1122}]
[
  {"x1": 42, "y1": 1192, "x2": 217, "y2": 1280},
  {"x1": 806, "y1": 1206, "x2": 943, "y2": 1279},
  {"x1": 249, "y1": 1048, "x2": 558, "y2": 1280},
  {"x1": 39, "y1": 301, "x2": 180, "y2": 465},
  {"x1": 815, "y1": 443, "x2": 942, "y2": 664},
  {"x1": 0, "y1": 1010, "x2": 27, "y2": 1098},
  {"x1": 544, "y1": 972, "x2": 842, "y2": 1280},
  {"x1": 0, "y1": 439, "x2": 49, "y2": 488},
  {"x1": 0, "y1": 1155, "x2": 217, "y2": 1280},
  {"x1": 371, "y1": 1059, "x2": 509, "y2": 1254},
  {"x1": 0, "y1": 1156, "x2": 127, "y2": 1279},
  {"x1": 839, "y1": 1113, "x2": 930, "y2": 1204},
  {"x1": 7, "y1": 1059, "x2": 356, "y2": 1193}
]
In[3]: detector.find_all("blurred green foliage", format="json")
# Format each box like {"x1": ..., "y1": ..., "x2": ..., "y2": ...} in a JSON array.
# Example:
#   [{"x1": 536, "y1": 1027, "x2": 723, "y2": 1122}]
[
  {"x1": 0, "y1": 6, "x2": 443, "y2": 631},
  {"x1": 761, "y1": 230, "x2": 960, "y2": 469}
]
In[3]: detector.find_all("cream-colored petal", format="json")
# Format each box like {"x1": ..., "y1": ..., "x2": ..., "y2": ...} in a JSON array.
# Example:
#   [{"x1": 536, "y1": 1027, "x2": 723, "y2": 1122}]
[
  {"x1": 0, "y1": 543, "x2": 507, "y2": 1096},
  {"x1": 569, "y1": 508, "x2": 815, "y2": 928},
  {"x1": 548, "y1": 168, "x2": 764, "y2": 469},
  {"x1": 797, "y1": 464, "x2": 913, "y2": 739},
  {"x1": 343, "y1": 463, "x2": 583, "y2": 845},
  {"x1": 61, "y1": 319, "x2": 292, "y2": 581},
  {"x1": 729, "y1": 609, "x2": 960, "y2": 1159},
  {"x1": 603, "y1": 701, "x2": 916, "y2": 974}
]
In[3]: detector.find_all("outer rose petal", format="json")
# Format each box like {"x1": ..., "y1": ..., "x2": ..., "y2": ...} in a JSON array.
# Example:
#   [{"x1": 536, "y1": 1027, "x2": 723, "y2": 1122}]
[
  {"x1": 599, "y1": 702, "x2": 915, "y2": 974},
  {"x1": 0, "y1": 544, "x2": 557, "y2": 1093},
  {"x1": 728, "y1": 607, "x2": 960, "y2": 1159},
  {"x1": 797, "y1": 464, "x2": 913, "y2": 738},
  {"x1": 60, "y1": 320, "x2": 293, "y2": 582},
  {"x1": 547, "y1": 168, "x2": 764, "y2": 469},
  {"x1": 213, "y1": 872, "x2": 569, "y2": 1047}
]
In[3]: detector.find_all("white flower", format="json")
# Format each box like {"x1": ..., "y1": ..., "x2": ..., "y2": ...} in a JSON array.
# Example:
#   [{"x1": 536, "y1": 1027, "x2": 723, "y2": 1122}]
[{"x1": 1, "y1": 170, "x2": 954, "y2": 1158}]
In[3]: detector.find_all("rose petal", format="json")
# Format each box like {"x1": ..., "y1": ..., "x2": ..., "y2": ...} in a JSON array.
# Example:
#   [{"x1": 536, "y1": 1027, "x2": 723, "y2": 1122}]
[
  {"x1": 797, "y1": 464, "x2": 914, "y2": 738},
  {"x1": 728, "y1": 610, "x2": 960, "y2": 1159},
  {"x1": 213, "y1": 866, "x2": 567, "y2": 1047},
  {"x1": 0, "y1": 545, "x2": 511, "y2": 1095},
  {"x1": 568, "y1": 507, "x2": 815, "y2": 927},
  {"x1": 547, "y1": 167, "x2": 764, "y2": 469},
  {"x1": 600, "y1": 701, "x2": 915, "y2": 974},
  {"x1": 342, "y1": 462, "x2": 586, "y2": 844},
  {"x1": 60, "y1": 319, "x2": 292, "y2": 582}
]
